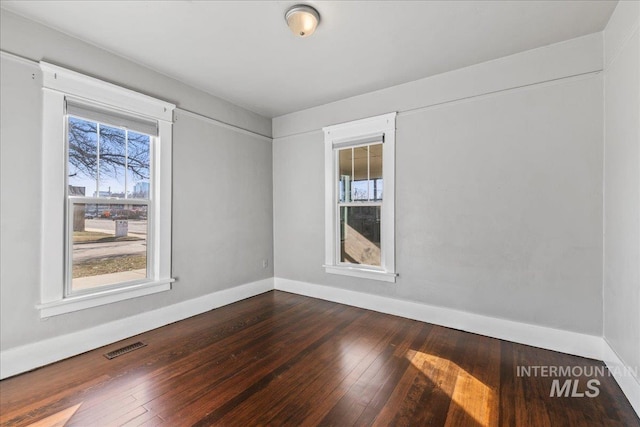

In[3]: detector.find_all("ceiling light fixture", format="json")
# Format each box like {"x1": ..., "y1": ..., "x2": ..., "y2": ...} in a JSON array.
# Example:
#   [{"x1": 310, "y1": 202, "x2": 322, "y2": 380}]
[{"x1": 285, "y1": 4, "x2": 320, "y2": 38}]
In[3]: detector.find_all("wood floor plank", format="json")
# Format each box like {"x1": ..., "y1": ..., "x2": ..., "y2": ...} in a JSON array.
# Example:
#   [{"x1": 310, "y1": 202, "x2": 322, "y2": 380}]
[
  {"x1": 155, "y1": 303, "x2": 355, "y2": 424},
  {"x1": 499, "y1": 340, "x2": 517, "y2": 427},
  {"x1": 355, "y1": 322, "x2": 434, "y2": 426},
  {"x1": 444, "y1": 333, "x2": 501, "y2": 427},
  {"x1": 370, "y1": 325, "x2": 465, "y2": 426},
  {"x1": 185, "y1": 306, "x2": 365, "y2": 426},
  {"x1": 135, "y1": 295, "x2": 333, "y2": 411},
  {"x1": 289, "y1": 316, "x2": 412, "y2": 427},
  {"x1": 98, "y1": 405, "x2": 148, "y2": 427},
  {"x1": 0, "y1": 291, "x2": 638, "y2": 427},
  {"x1": 212, "y1": 311, "x2": 383, "y2": 425},
  {"x1": 121, "y1": 409, "x2": 163, "y2": 427},
  {"x1": 317, "y1": 320, "x2": 430, "y2": 426}
]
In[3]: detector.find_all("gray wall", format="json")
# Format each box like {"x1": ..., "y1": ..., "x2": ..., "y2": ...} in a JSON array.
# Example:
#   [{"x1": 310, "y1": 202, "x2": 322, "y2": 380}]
[
  {"x1": 172, "y1": 112, "x2": 273, "y2": 298},
  {"x1": 603, "y1": 1, "x2": 640, "y2": 382},
  {"x1": 0, "y1": 11, "x2": 273, "y2": 350},
  {"x1": 273, "y1": 35, "x2": 604, "y2": 335}
]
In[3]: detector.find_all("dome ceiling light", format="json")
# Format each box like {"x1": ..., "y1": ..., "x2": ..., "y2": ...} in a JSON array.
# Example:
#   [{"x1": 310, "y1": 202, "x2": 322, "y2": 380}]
[{"x1": 285, "y1": 4, "x2": 320, "y2": 38}]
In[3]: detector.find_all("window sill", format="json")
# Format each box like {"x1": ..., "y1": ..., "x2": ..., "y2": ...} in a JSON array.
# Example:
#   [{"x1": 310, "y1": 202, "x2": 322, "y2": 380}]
[
  {"x1": 324, "y1": 265, "x2": 397, "y2": 283},
  {"x1": 37, "y1": 278, "x2": 174, "y2": 318}
]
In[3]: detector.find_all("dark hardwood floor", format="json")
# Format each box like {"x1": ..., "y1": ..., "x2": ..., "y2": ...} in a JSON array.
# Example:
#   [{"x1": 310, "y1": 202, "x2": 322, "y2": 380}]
[{"x1": 0, "y1": 291, "x2": 638, "y2": 426}]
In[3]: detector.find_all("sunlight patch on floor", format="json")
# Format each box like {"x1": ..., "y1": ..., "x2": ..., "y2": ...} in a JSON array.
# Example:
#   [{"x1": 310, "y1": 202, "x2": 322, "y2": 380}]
[
  {"x1": 406, "y1": 350, "x2": 497, "y2": 427},
  {"x1": 26, "y1": 403, "x2": 82, "y2": 427}
]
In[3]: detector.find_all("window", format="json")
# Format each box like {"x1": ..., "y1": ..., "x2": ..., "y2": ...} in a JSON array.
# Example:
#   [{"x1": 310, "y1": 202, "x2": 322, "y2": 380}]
[
  {"x1": 66, "y1": 108, "x2": 152, "y2": 294},
  {"x1": 39, "y1": 62, "x2": 175, "y2": 317},
  {"x1": 323, "y1": 112, "x2": 397, "y2": 282}
]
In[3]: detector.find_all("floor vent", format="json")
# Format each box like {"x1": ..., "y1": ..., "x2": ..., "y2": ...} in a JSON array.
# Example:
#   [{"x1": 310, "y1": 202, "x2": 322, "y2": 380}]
[{"x1": 104, "y1": 341, "x2": 147, "y2": 359}]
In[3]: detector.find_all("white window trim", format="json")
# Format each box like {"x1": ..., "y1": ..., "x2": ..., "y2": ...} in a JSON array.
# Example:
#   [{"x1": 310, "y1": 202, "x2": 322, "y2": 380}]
[
  {"x1": 322, "y1": 112, "x2": 397, "y2": 283},
  {"x1": 38, "y1": 62, "x2": 175, "y2": 318}
]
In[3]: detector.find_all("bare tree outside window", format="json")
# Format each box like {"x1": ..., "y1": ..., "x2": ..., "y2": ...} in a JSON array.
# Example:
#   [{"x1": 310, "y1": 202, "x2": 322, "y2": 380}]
[
  {"x1": 68, "y1": 117, "x2": 150, "y2": 198},
  {"x1": 67, "y1": 116, "x2": 151, "y2": 291}
]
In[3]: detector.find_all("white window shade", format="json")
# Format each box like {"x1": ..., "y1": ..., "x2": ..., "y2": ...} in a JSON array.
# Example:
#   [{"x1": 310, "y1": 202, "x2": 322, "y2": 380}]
[
  {"x1": 66, "y1": 97, "x2": 158, "y2": 136},
  {"x1": 332, "y1": 133, "x2": 384, "y2": 149}
]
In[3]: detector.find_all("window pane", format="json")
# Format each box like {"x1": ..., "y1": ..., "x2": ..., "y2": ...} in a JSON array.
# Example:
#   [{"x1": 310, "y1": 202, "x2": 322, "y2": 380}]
[
  {"x1": 338, "y1": 148, "x2": 352, "y2": 202},
  {"x1": 373, "y1": 179, "x2": 383, "y2": 201},
  {"x1": 98, "y1": 125, "x2": 126, "y2": 197},
  {"x1": 352, "y1": 146, "x2": 369, "y2": 200},
  {"x1": 127, "y1": 131, "x2": 151, "y2": 199},
  {"x1": 340, "y1": 206, "x2": 381, "y2": 266},
  {"x1": 71, "y1": 203, "x2": 148, "y2": 292},
  {"x1": 369, "y1": 143, "x2": 383, "y2": 201},
  {"x1": 68, "y1": 117, "x2": 97, "y2": 197}
]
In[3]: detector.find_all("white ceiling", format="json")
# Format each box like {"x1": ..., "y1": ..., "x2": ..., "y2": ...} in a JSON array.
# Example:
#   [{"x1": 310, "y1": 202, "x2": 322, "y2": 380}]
[{"x1": 1, "y1": 1, "x2": 617, "y2": 118}]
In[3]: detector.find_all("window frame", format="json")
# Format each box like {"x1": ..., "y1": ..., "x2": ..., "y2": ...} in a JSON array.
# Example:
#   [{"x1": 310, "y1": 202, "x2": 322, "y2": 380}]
[
  {"x1": 38, "y1": 62, "x2": 175, "y2": 317},
  {"x1": 323, "y1": 112, "x2": 397, "y2": 283},
  {"x1": 65, "y1": 112, "x2": 155, "y2": 297}
]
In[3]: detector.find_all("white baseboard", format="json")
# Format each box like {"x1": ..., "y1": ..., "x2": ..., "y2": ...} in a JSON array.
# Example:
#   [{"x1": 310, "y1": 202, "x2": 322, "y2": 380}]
[
  {"x1": 274, "y1": 278, "x2": 605, "y2": 359},
  {"x1": 602, "y1": 339, "x2": 640, "y2": 417},
  {"x1": 0, "y1": 277, "x2": 273, "y2": 379}
]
